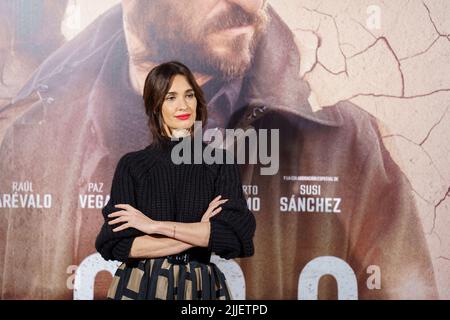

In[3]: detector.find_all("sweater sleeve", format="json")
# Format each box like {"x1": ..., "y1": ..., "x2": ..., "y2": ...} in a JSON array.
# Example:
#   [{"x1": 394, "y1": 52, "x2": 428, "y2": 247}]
[
  {"x1": 207, "y1": 159, "x2": 256, "y2": 259},
  {"x1": 95, "y1": 154, "x2": 145, "y2": 261}
]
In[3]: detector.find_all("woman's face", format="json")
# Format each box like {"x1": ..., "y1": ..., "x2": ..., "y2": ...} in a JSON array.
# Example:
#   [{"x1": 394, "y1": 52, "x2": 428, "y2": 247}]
[{"x1": 161, "y1": 74, "x2": 197, "y2": 137}]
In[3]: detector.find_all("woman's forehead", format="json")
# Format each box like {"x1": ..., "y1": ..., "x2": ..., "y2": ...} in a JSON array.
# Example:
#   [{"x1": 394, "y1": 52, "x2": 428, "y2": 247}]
[{"x1": 167, "y1": 75, "x2": 193, "y2": 93}]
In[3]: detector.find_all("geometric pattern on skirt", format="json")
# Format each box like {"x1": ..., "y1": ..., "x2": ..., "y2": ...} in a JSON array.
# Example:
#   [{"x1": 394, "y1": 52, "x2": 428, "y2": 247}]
[{"x1": 107, "y1": 258, "x2": 232, "y2": 300}]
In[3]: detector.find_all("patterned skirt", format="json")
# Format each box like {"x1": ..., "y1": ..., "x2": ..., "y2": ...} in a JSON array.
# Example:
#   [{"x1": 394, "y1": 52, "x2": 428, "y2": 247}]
[{"x1": 107, "y1": 258, "x2": 232, "y2": 300}]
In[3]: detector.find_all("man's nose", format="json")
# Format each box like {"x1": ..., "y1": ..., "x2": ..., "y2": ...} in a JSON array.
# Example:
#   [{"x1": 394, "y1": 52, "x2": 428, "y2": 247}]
[{"x1": 226, "y1": 0, "x2": 265, "y2": 15}]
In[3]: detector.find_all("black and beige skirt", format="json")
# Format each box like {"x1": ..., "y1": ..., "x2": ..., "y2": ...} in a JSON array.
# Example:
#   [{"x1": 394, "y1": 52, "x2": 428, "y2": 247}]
[{"x1": 107, "y1": 258, "x2": 232, "y2": 300}]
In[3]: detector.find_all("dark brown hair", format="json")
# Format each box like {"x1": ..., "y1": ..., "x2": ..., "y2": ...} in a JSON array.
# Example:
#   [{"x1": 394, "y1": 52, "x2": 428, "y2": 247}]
[{"x1": 143, "y1": 61, "x2": 208, "y2": 145}]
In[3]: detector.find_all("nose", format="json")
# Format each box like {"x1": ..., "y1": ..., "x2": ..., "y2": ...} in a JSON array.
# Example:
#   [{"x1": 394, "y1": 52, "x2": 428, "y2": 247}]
[
  {"x1": 226, "y1": 0, "x2": 265, "y2": 15},
  {"x1": 177, "y1": 98, "x2": 189, "y2": 111}
]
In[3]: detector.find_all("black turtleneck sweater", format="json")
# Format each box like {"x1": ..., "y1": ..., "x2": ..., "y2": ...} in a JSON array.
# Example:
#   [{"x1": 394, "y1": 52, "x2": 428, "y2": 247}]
[{"x1": 95, "y1": 137, "x2": 256, "y2": 262}]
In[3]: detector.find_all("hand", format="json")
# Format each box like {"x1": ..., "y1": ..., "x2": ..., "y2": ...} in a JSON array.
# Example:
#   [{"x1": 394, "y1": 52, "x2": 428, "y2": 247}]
[
  {"x1": 201, "y1": 195, "x2": 228, "y2": 222},
  {"x1": 108, "y1": 204, "x2": 157, "y2": 234}
]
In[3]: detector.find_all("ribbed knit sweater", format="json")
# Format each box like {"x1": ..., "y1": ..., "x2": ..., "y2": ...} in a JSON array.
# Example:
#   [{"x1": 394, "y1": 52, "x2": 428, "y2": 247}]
[{"x1": 95, "y1": 137, "x2": 256, "y2": 262}]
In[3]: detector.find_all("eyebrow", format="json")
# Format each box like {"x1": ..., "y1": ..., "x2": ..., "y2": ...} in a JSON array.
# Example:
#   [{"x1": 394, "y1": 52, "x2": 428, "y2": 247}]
[{"x1": 166, "y1": 88, "x2": 194, "y2": 95}]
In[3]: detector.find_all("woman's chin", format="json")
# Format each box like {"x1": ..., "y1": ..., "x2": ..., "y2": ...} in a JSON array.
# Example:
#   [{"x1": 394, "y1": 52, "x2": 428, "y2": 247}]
[{"x1": 171, "y1": 128, "x2": 191, "y2": 138}]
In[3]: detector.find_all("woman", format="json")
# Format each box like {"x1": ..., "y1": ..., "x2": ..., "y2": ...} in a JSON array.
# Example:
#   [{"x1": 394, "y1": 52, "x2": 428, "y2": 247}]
[{"x1": 95, "y1": 61, "x2": 256, "y2": 300}]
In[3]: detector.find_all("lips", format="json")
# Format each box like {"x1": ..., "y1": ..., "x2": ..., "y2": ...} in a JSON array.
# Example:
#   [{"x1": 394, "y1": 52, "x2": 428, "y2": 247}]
[{"x1": 175, "y1": 114, "x2": 191, "y2": 120}]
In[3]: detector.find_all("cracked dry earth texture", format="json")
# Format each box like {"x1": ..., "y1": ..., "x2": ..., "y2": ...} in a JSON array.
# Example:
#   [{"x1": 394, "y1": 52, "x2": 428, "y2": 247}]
[{"x1": 270, "y1": 0, "x2": 450, "y2": 298}]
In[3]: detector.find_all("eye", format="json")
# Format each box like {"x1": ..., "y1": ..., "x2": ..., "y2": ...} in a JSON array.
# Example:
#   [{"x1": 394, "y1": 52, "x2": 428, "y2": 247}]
[
  {"x1": 186, "y1": 93, "x2": 195, "y2": 99},
  {"x1": 165, "y1": 96, "x2": 175, "y2": 101}
]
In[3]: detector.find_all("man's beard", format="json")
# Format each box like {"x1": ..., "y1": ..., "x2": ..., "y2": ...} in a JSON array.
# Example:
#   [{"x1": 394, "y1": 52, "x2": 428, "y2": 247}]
[{"x1": 127, "y1": 2, "x2": 269, "y2": 79}]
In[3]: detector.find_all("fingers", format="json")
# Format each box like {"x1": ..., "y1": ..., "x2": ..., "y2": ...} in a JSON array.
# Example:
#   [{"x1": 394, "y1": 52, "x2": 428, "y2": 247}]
[
  {"x1": 114, "y1": 204, "x2": 138, "y2": 212},
  {"x1": 108, "y1": 205, "x2": 147, "y2": 232},
  {"x1": 209, "y1": 195, "x2": 222, "y2": 204},
  {"x1": 112, "y1": 223, "x2": 130, "y2": 232},
  {"x1": 204, "y1": 197, "x2": 228, "y2": 220},
  {"x1": 203, "y1": 205, "x2": 224, "y2": 222},
  {"x1": 209, "y1": 196, "x2": 228, "y2": 206},
  {"x1": 209, "y1": 199, "x2": 228, "y2": 210},
  {"x1": 211, "y1": 207, "x2": 222, "y2": 216},
  {"x1": 107, "y1": 210, "x2": 128, "y2": 218},
  {"x1": 206, "y1": 195, "x2": 221, "y2": 207},
  {"x1": 108, "y1": 210, "x2": 132, "y2": 226},
  {"x1": 108, "y1": 217, "x2": 125, "y2": 225}
]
